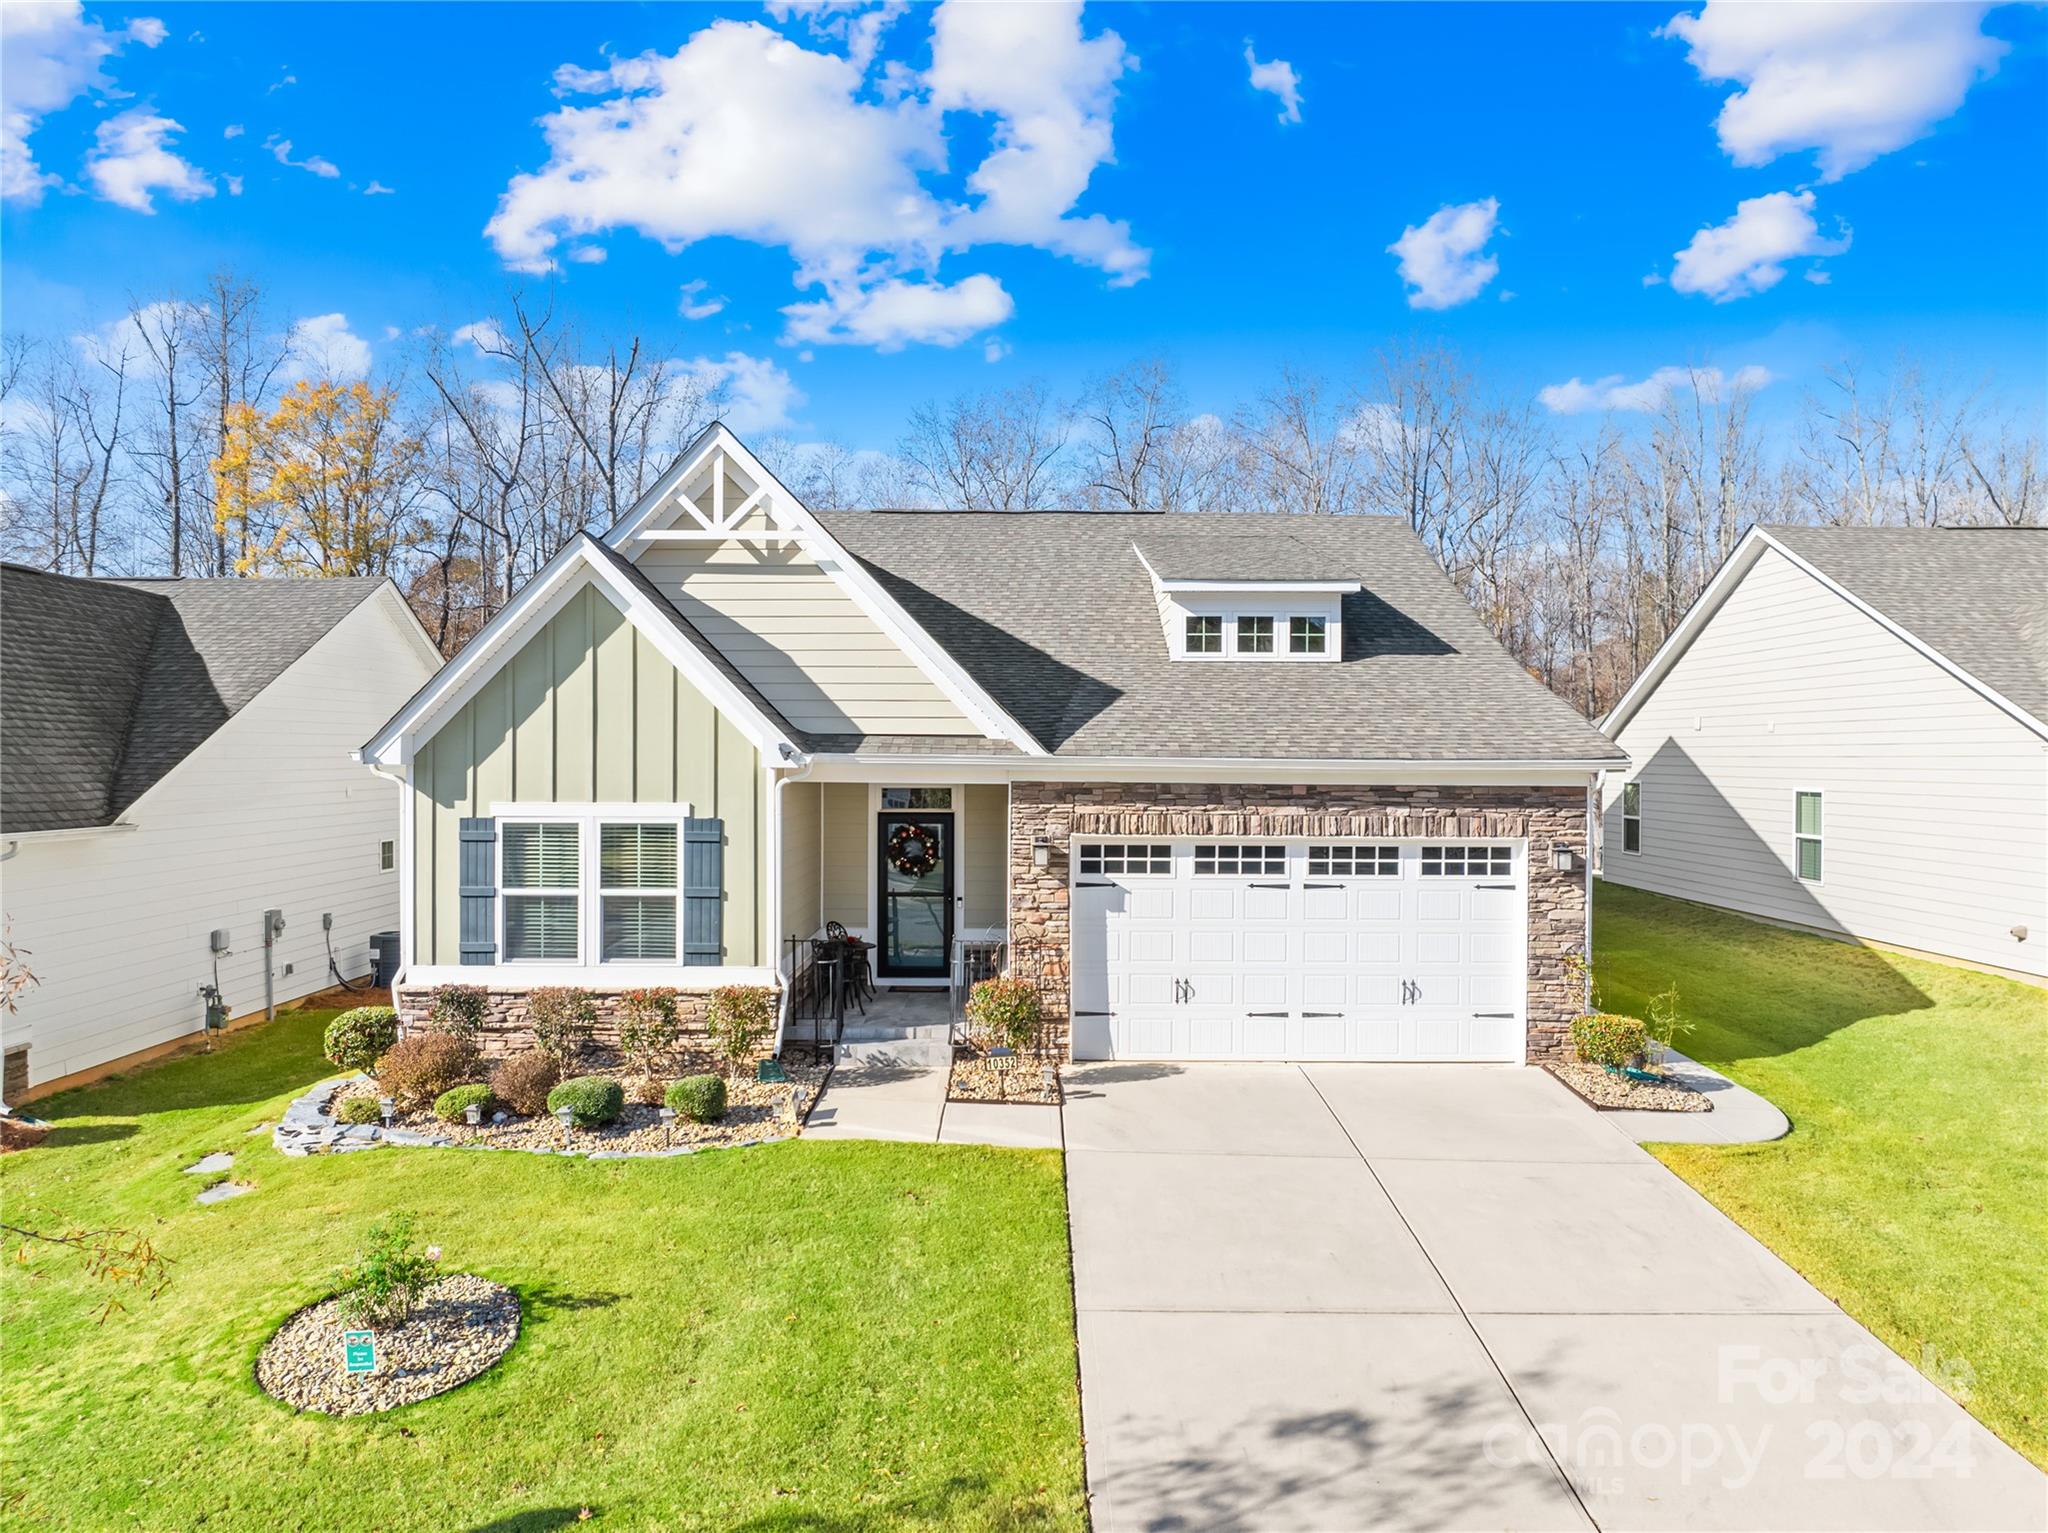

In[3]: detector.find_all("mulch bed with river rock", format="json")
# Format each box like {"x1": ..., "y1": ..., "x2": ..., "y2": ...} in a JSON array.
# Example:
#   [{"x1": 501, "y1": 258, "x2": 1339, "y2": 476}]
[
  {"x1": 1547, "y1": 1060, "x2": 1711, "y2": 1113},
  {"x1": 256, "y1": 1274, "x2": 520, "y2": 1416},
  {"x1": 947, "y1": 1046, "x2": 1062, "y2": 1105}
]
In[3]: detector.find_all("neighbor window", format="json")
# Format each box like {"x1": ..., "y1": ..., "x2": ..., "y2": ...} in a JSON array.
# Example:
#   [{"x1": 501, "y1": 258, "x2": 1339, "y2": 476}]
[
  {"x1": 881, "y1": 787, "x2": 952, "y2": 809},
  {"x1": 1235, "y1": 616, "x2": 1275, "y2": 654},
  {"x1": 1194, "y1": 843, "x2": 1286, "y2": 876},
  {"x1": 1794, "y1": 792, "x2": 1824, "y2": 882},
  {"x1": 1184, "y1": 614, "x2": 1222, "y2": 654},
  {"x1": 1621, "y1": 782, "x2": 1642, "y2": 855},
  {"x1": 1308, "y1": 844, "x2": 1398, "y2": 877},
  {"x1": 379, "y1": 838, "x2": 395, "y2": 872},
  {"x1": 1421, "y1": 844, "x2": 1513, "y2": 877},
  {"x1": 502, "y1": 822, "x2": 581, "y2": 961},
  {"x1": 1289, "y1": 616, "x2": 1327, "y2": 655},
  {"x1": 600, "y1": 822, "x2": 679, "y2": 962},
  {"x1": 1078, "y1": 843, "x2": 1172, "y2": 875}
]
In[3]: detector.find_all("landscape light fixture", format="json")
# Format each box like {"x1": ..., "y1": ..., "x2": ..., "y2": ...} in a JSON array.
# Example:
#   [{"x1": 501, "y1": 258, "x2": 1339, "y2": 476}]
[
  {"x1": 377, "y1": 1096, "x2": 395, "y2": 1127},
  {"x1": 554, "y1": 1105, "x2": 576, "y2": 1145},
  {"x1": 463, "y1": 1102, "x2": 483, "y2": 1127},
  {"x1": 658, "y1": 1105, "x2": 676, "y2": 1145}
]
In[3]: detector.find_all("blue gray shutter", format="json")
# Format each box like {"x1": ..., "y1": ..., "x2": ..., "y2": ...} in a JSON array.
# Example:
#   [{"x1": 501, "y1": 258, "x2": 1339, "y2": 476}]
[
  {"x1": 682, "y1": 817, "x2": 724, "y2": 966},
  {"x1": 458, "y1": 818, "x2": 497, "y2": 965}
]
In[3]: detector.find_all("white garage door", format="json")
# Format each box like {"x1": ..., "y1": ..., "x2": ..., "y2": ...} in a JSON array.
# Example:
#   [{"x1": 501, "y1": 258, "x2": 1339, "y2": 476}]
[{"x1": 1069, "y1": 840, "x2": 1526, "y2": 1062}]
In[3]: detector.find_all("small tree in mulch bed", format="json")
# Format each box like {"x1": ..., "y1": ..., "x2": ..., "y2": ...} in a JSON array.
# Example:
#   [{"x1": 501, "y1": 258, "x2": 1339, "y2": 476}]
[
  {"x1": 526, "y1": 987, "x2": 597, "y2": 1068},
  {"x1": 616, "y1": 988, "x2": 681, "y2": 1078},
  {"x1": 333, "y1": 1213, "x2": 438, "y2": 1328},
  {"x1": 425, "y1": 985, "x2": 490, "y2": 1046},
  {"x1": 706, "y1": 986, "x2": 773, "y2": 1082},
  {"x1": 965, "y1": 977, "x2": 1043, "y2": 1055}
]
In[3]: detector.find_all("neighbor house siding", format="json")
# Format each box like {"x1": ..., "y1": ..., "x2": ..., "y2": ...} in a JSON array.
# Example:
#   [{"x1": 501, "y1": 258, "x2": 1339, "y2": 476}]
[
  {"x1": 1603, "y1": 544, "x2": 2048, "y2": 979},
  {"x1": 410, "y1": 582, "x2": 767, "y2": 967},
  {"x1": 779, "y1": 779, "x2": 822, "y2": 946},
  {"x1": 962, "y1": 782, "x2": 1007, "y2": 930},
  {"x1": 819, "y1": 782, "x2": 868, "y2": 931},
  {"x1": 5, "y1": 592, "x2": 434, "y2": 1093},
  {"x1": 632, "y1": 491, "x2": 979, "y2": 738}
]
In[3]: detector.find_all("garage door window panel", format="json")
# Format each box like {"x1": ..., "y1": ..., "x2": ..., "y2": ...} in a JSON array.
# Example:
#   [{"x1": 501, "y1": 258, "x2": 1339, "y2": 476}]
[
  {"x1": 1308, "y1": 844, "x2": 1399, "y2": 877},
  {"x1": 1193, "y1": 844, "x2": 1286, "y2": 876},
  {"x1": 1077, "y1": 843, "x2": 1172, "y2": 876},
  {"x1": 1421, "y1": 844, "x2": 1512, "y2": 877}
]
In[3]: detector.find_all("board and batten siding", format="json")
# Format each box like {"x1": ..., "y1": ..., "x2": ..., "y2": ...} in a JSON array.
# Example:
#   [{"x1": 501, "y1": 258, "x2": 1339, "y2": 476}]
[
  {"x1": 961, "y1": 783, "x2": 1007, "y2": 930},
  {"x1": 780, "y1": 778, "x2": 822, "y2": 943},
  {"x1": 1603, "y1": 544, "x2": 2048, "y2": 979},
  {"x1": 819, "y1": 782, "x2": 868, "y2": 931},
  {"x1": 6, "y1": 591, "x2": 434, "y2": 1092},
  {"x1": 633, "y1": 491, "x2": 979, "y2": 738},
  {"x1": 410, "y1": 583, "x2": 766, "y2": 967}
]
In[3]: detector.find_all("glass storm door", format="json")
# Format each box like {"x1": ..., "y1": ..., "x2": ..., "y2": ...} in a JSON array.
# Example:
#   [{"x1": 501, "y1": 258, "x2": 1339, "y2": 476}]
[{"x1": 876, "y1": 812, "x2": 954, "y2": 978}]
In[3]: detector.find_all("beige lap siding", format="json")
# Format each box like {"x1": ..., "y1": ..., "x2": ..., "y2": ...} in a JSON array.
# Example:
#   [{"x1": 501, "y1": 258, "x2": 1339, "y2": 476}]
[{"x1": 1006, "y1": 782, "x2": 1590, "y2": 1062}]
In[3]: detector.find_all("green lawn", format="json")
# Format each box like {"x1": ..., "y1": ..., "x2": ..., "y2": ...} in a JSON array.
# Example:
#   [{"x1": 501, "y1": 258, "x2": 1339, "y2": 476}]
[
  {"x1": 0, "y1": 1014, "x2": 1086, "y2": 1531},
  {"x1": 1594, "y1": 880, "x2": 2048, "y2": 1467}
]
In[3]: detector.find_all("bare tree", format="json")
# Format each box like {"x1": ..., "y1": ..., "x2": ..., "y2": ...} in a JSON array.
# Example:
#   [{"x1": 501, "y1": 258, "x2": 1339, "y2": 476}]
[
  {"x1": 1071, "y1": 358, "x2": 1230, "y2": 511},
  {"x1": 193, "y1": 269, "x2": 288, "y2": 575},
  {"x1": 1961, "y1": 420, "x2": 2045, "y2": 526},
  {"x1": 901, "y1": 381, "x2": 1071, "y2": 510},
  {"x1": 1234, "y1": 365, "x2": 1362, "y2": 517},
  {"x1": 123, "y1": 299, "x2": 208, "y2": 575}
]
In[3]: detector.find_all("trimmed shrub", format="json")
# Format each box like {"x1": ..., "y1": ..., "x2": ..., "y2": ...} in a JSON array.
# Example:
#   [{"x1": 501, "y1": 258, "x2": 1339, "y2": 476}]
[
  {"x1": 623, "y1": 1073, "x2": 667, "y2": 1106},
  {"x1": 1571, "y1": 1012, "x2": 1649, "y2": 1069},
  {"x1": 434, "y1": 1083, "x2": 495, "y2": 1123},
  {"x1": 490, "y1": 1049, "x2": 559, "y2": 1116},
  {"x1": 527, "y1": 987, "x2": 597, "y2": 1065},
  {"x1": 665, "y1": 1074, "x2": 726, "y2": 1124},
  {"x1": 965, "y1": 976, "x2": 1043, "y2": 1054},
  {"x1": 375, "y1": 1032, "x2": 480, "y2": 1108},
  {"x1": 333, "y1": 1212, "x2": 437, "y2": 1328},
  {"x1": 616, "y1": 987, "x2": 681, "y2": 1076},
  {"x1": 323, "y1": 1006, "x2": 398, "y2": 1073},
  {"x1": 547, "y1": 1075, "x2": 624, "y2": 1128},
  {"x1": 426, "y1": 984, "x2": 490, "y2": 1045},
  {"x1": 337, "y1": 1095, "x2": 383, "y2": 1125},
  {"x1": 706, "y1": 985, "x2": 774, "y2": 1078}
]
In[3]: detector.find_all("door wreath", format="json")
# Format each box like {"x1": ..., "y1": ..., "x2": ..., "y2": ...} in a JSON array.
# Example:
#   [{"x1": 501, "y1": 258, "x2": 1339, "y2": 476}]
[{"x1": 887, "y1": 822, "x2": 939, "y2": 879}]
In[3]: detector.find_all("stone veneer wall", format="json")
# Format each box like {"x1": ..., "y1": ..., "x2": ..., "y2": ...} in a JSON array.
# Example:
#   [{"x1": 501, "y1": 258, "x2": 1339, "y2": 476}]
[
  {"x1": 393, "y1": 986, "x2": 776, "y2": 1061},
  {"x1": 1007, "y1": 782, "x2": 1591, "y2": 1063}
]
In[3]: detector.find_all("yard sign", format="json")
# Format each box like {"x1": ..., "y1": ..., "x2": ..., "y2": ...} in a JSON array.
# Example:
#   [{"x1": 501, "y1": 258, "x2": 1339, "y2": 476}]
[{"x1": 342, "y1": 1331, "x2": 376, "y2": 1375}]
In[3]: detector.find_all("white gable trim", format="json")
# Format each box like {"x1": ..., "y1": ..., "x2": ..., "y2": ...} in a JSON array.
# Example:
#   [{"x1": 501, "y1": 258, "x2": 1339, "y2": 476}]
[
  {"x1": 358, "y1": 534, "x2": 794, "y2": 768},
  {"x1": 603, "y1": 423, "x2": 1047, "y2": 755},
  {"x1": 1603, "y1": 527, "x2": 2048, "y2": 743}
]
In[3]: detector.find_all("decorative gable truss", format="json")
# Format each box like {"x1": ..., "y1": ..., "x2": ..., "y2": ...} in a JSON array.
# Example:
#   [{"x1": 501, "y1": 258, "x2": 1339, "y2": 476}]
[{"x1": 605, "y1": 424, "x2": 1044, "y2": 753}]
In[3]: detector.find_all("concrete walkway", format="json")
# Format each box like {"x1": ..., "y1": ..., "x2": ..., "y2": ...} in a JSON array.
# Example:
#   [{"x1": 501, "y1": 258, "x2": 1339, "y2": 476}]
[
  {"x1": 1597, "y1": 1049, "x2": 1792, "y2": 1144},
  {"x1": 1064, "y1": 1061, "x2": 2046, "y2": 1533},
  {"x1": 803, "y1": 1060, "x2": 1062, "y2": 1148}
]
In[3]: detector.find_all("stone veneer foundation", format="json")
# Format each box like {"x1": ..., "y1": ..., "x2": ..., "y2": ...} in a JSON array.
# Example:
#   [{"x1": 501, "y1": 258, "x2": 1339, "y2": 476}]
[
  {"x1": 1006, "y1": 782, "x2": 1590, "y2": 1062},
  {"x1": 393, "y1": 986, "x2": 764, "y2": 1060}
]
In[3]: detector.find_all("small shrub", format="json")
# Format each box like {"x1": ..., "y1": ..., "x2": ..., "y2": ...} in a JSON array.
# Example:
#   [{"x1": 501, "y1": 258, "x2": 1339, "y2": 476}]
[
  {"x1": 665, "y1": 1074, "x2": 726, "y2": 1124},
  {"x1": 547, "y1": 1075, "x2": 624, "y2": 1128},
  {"x1": 706, "y1": 985, "x2": 774, "y2": 1078},
  {"x1": 375, "y1": 1032, "x2": 480, "y2": 1108},
  {"x1": 965, "y1": 976, "x2": 1042, "y2": 1054},
  {"x1": 1642, "y1": 984, "x2": 1690, "y2": 1061},
  {"x1": 333, "y1": 1212, "x2": 438, "y2": 1328},
  {"x1": 623, "y1": 1073, "x2": 667, "y2": 1106},
  {"x1": 1571, "y1": 1012, "x2": 1648, "y2": 1069},
  {"x1": 527, "y1": 987, "x2": 597, "y2": 1065},
  {"x1": 426, "y1": 984, "x2": 490, "y2": 1045},
  {"x1": 616, "y1": 987, "x2": 681, "y2": 1076},
  {"x1": 337, "y1": 1095, "x2": 383, "y2": 1125},
  {"x1": 323, "y1": 1006, "x2": 398, "y2": 1073},
  {"x1": 434, "y1": 1083, "x2": 495, "y2": 1123},
  {"x1": 490, "y1": 1049, "x2": 559, "y2": 1116}
]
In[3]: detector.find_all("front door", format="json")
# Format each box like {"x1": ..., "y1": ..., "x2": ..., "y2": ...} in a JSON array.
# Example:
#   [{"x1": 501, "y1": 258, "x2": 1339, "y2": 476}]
[{"x1": 876, "y1": 812, "x2": 954, "y2": 978}]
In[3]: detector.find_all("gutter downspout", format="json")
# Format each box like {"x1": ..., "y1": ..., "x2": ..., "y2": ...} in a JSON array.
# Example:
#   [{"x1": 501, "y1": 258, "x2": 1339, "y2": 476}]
[
  {"x1": 768, "y1": 744, "x2": 815, "y2": 1056},
  {"x1": 359, "y1": 754, "x2": 410, "y2": 1007}
]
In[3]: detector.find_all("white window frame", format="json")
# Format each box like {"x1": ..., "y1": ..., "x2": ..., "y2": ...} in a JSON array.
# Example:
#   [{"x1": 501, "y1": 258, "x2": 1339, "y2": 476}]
[
  {"x1": 1420, "y1": 843, "x2": 1515, "y2": 878},
  {"x1": 1183, "y1": 614, "x2": 1223, "y2": 655},
  {"x1": 1076, "y1": 842, "x2": 1173, "y2": 876},
  {"x1": 1794, "y1": 789, "x2": 1824, "y2": 884},
  {"x1": 1234, "y1": 614, "x2": 1277, "y2": 654},
  {"x1": 494, "y1": 802, "x2": 695, "y2": 967},
  {"x1": 1288, "y1": 615, "x2": 1328, "y2": 655},
  {"x1": 1307, "y1": 843, "x2": 1399, "y2": 877},
  {"x1": 379, "y1": 838, "x2": 396, "y2": 872},
  {"x1": 1192, "y1": 843, "x2": 1287, "y2": 876},
  {"x1": 1621, "y1": 781, "x2": 1642, "y2": 855},
  {"x1": 1169, "y1": 601, "x2": 1343, "y2": 663}
]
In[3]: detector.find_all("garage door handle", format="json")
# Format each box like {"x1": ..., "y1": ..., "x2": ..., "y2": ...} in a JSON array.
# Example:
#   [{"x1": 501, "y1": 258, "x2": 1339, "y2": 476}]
[
  {"x1": 1472, "y1": 1012, "x2": 1514, "y2": 1019},
  {"x1": 1302, "y1": 882, "x2": 1342, "y2": 890},
  {"x1": 1248, "y1": 881, "x2": 1292, "y2": 889},
  {"x1": 1477, "y1": 882, "x2": 1516, "y2": 890},
  {"x1": 1302, "y1": 1011, "x2": 1343, "y2": 1018},
  {"x1": 1075, "y1": 880, "x2": 1116, "y2": 888},
  {"x1": 1074, "y1": 1010, "x2": 1110, "y2": 1017},
  {"x1": 1247, "y1": 1011, "x2": 1288, "y2": 1018}
]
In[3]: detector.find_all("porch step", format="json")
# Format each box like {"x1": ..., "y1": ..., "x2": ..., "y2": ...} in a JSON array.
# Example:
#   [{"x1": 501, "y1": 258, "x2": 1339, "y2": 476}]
[
  {"x1": 836, "y1": 1038, "x2": 953, "y2": 1070},
  {"x1": 836, "y1": 1022, "x2": 953, "y2": 1044}
]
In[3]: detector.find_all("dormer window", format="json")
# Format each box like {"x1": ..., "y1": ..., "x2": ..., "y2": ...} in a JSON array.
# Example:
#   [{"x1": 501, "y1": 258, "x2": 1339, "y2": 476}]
[
  {"x1": 1290, "y1": 617, "x2": 1327, "y2": 655},
  {"x1": 1134, "y1": 534, "x2": 1359, "y2": 664},
  {"x1": 1185, "y1": 614, "x2": 1222, "y2": 654},
  {"x1": 1235, "y1": 616, "x2": 1274, "y2": 654}
]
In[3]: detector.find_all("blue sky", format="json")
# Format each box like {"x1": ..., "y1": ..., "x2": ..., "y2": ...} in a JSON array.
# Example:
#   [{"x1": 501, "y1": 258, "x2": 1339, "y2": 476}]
[{"x1": 5, "y1": 1, "x2": 2045, "y2": 446}]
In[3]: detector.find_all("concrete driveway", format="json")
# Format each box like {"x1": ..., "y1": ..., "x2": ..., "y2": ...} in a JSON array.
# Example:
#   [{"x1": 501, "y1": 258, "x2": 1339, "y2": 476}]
[{"x1": 1063, "y1": 1062, "x2": 2046, "y2": 1533}]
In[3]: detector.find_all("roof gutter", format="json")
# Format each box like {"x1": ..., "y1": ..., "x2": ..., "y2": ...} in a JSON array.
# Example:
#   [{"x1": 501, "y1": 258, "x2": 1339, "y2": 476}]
[{"x1": 0, "y1": 822, "x2": 140, "y2": 850}]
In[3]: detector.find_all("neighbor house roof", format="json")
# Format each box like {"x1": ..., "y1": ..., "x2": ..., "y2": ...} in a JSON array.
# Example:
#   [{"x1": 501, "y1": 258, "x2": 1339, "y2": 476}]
[
  {"x1": 1761, "y1": 525, "x2": 2048, "y2": 726},
  {"x1": 1, "y1": 565, "x2": 389, "y2": 833},
  {"x1": 815, "y1": 511, "x2": 1623, "y2": 763}
]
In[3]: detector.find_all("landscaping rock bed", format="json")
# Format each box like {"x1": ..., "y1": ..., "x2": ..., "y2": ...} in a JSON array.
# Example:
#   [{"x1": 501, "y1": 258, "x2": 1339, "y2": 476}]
[
  {"x1": 1547, "y1": 1061, "x2": 1711, "y2": 1113},
  {"x1": 947, "y1": 1046, "x2": 1062, "y2": 1105},
  {"x1": 256, "y1": 1274, "x2": 519, "y2": 1416}
]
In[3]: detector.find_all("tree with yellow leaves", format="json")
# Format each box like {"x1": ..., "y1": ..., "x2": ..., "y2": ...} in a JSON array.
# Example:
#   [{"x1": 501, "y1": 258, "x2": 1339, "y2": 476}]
[{"x1": 211, "y1": 379, "x2": 425, "y2": 576}]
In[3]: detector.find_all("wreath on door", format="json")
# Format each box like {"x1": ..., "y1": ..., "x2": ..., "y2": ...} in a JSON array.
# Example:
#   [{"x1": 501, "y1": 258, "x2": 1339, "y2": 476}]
[{"x1": 887, "y1": 822, "x2": 939, "y2": 879}]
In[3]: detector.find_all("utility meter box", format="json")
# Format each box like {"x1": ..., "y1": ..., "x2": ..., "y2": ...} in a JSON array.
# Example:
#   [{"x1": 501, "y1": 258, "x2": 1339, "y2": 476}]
[{"x1": 210, "y1": 928, "x2": 231, "y2": 954}]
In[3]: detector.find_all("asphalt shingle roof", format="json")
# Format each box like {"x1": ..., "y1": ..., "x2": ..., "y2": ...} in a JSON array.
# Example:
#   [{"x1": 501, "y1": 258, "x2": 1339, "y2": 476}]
[
  {"x1": 817, "y1": 510, "x2": 1622, "y2": 763},
  {"x1": 1, "y1": 565, "x2": 386, "y2": 832},
  {"x1": 1133, "y1": 530, "x2": 1358, "y2": 583},
  {"x1": 1762, "y1": 525, "x2": 2048, "y2": 725}
]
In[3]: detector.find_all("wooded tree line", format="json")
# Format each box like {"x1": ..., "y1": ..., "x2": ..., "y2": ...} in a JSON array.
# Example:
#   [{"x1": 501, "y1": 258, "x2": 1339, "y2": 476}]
[{"x1": 4, "y1": 270, "x2": 2040, "y2": 717}]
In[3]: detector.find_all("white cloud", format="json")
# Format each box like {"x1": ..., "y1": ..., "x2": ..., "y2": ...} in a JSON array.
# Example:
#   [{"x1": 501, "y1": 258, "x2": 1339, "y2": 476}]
[
  {"x1": 1538, "y1": 364, "x2": 1773, "y2": 415},
  {"x1": 268, "y1": 68, "x2": 295, "y2": 93},
  {"x1": 363, "y1": 179, "x2": 395, "y2": 196},
  {"x1": 1669, "y1": 189, "x2": 1849, "y2": 301},
  {"x1": 563, "y1": 244, "x2": 605, "y2": 263},
  {"x1": 1243, "y1": 43, "x2": 1302, "y2": 124},
  {"x1": 223, "y1": 122, "x2": 244, "y2": 139},
  {"x1": 1388, "y1": 197, "x2": 1501, "y2": 309},
  {"x1": 85, "y1": 108, "x2": 212, "y2": 212},
  {"x1": 266, "y1": 136, "x2": 340, "y2": 178},
  {"x1": 281, "y1": 313, "x2": 372, "y2": 382},
  {"x1": 684, "y1": 351, "x2": 803, "y2": 433},
  {"x1": 1660, "y1": 1, "x2": 2006, "y2": 181},
  {"x1": 1803, "y1": 268, "x2": 1832, "y2": 286},
  {"x1": 451, "y1": 317, "x2": 511, "y2": 356},
  {"x1": 982, "y1": 336, "x2": 1010, "y2": 364},
  {"x1": 224, "y1": 173, "x2": 242, "y2": 196},
  {"x1": 678, "y1": 279, "x2": 726, "y2": 320},
  {"x1": 488, "y1": 2, "x2": 1141, "y2": 349},
  {"x1": 781, "y1": 273, "x2": 1014, "y2": 351},
  {"x1": 765, "y1": 0, "x2": 908, "y2": 76},
  {"x1": 1, "y1": 1, "x2": 167, "y2": 204}
]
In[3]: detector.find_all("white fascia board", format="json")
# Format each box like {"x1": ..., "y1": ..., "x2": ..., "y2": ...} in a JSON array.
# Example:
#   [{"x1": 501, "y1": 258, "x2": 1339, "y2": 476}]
[
  {"x1": 1158, "y1": 579, "x2": 1363, "y2": 594},
  {"x1": 1599, "y1": 527, "x2": 1770, "y2": 739},
  {"x1": 360, "y1": 535, "x2": 793, "y2": 767},
  {"x1": 603, "y1": 423, "x2": 1047, "y2": 756},
  {"x1": 800, "y1": 756, "x2": 1613, "y2": 786},
  {"x1": 376, "y1": 578, "x2": 448, "y2": 672}
]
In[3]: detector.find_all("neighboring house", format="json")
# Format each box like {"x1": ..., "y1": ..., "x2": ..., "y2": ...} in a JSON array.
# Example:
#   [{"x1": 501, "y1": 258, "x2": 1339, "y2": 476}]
[
  {"x1": 1599, "y1": 524, "x2": 2048, "y2": 983},
  {"x1": 0, "y1": 566, "x2": 442, "y2": 1099},
  {"x1": 361, "y1": 425, "x2": 1623, "y2": 1066}
]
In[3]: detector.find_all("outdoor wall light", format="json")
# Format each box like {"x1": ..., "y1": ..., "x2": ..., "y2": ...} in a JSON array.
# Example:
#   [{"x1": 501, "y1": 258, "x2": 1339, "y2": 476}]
[
  {"x1": 1551, "y1": 844, "x2": 1579, "y2": 874},
  {"x1": 1032, "y1": 839, "x2": 1053, "y2": 869}
]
